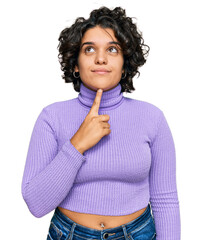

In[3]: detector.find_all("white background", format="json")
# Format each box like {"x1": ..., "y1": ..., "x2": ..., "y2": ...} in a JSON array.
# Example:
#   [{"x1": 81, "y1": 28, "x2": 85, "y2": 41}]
[{"x1": 0, "y1": 0, "x2": 201, "y2": 239}]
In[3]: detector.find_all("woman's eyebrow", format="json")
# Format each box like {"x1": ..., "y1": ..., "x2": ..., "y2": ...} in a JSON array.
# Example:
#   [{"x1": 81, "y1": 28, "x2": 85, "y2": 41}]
[{"x1": 80, "y1": 41, "x2": 121, "y2": 49}]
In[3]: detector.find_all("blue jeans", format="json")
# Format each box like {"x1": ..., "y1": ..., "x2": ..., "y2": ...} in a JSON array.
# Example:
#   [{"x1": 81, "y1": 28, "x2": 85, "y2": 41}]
[{"x1": 47, "y1": 203, "x2": 156, "y2": 240}]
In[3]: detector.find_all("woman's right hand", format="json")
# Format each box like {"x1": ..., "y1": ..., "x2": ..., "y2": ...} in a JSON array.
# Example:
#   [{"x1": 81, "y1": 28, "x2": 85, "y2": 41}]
[{"x1": 70, "y1": 88, "x2": 111, "y2": 154}]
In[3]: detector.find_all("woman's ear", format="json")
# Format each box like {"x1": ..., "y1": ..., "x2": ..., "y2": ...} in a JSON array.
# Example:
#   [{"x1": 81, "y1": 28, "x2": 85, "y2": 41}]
[{"x1": 74, "y1": 65, "x2": 79, "y2": 72}]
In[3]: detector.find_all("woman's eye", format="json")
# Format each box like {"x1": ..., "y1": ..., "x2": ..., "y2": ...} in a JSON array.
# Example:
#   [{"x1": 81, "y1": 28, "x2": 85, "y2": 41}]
[
  {"x1": 85, "y1": 47, "x2": 95, "y2": 53},
  {"x1": 108, "y1": 46, "x2": 118, "y2": 53}
]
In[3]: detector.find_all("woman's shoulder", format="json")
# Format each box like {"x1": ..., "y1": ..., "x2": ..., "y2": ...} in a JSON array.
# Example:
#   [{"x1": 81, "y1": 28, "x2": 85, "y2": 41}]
[
  {"x1": 124, "y1": 97, "x2": 166, "y2": 133},
  {"x1": 42, "y1": 98, "x2": 78, "y2": 113},
  {"x1": 124, "y1": 96, "x2": 163, "y2": 116}
]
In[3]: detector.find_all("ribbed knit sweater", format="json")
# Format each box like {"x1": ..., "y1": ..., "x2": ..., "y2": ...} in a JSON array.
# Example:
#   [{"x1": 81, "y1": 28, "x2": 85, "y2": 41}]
[{"x1": 21, "y1": 82, "x2": 181, "y2": 239}]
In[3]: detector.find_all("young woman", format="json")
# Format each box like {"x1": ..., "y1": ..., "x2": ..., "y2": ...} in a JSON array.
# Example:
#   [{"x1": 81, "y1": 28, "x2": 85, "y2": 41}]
[{"x1": 21, "y1": 6, "x2": 181, "y2": 240}]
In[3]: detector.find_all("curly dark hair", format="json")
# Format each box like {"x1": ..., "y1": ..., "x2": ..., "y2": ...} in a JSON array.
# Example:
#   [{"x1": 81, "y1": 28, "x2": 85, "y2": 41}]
[{"x1": 57, "y1": 6, "x2": 150, "y2": 93}]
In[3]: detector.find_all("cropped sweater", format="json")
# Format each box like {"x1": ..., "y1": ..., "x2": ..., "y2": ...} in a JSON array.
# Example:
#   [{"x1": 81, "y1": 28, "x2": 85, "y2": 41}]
[{"x1": 21, "y1": 82, "x2": 181, "y2": 239}]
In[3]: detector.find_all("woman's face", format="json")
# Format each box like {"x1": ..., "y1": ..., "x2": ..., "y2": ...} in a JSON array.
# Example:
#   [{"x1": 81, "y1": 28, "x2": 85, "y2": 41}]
[{"x1": 74, "y1": 26, "x2": 124, "y2": 92}]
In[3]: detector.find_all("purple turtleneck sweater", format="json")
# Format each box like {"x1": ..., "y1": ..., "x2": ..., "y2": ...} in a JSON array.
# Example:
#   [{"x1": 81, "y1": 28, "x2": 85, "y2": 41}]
[{"x1": 21, "y1": 82, "x2": 181, "y2": 239}]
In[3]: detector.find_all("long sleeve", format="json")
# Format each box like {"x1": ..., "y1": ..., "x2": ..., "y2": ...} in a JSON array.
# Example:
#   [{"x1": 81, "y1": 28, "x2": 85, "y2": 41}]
[
  {"x1": 21, "y1": 107, "x2": 86, "y2": 218},
  {"x1": 149, "y1": 110, "x2": 181, "y2": 239}
]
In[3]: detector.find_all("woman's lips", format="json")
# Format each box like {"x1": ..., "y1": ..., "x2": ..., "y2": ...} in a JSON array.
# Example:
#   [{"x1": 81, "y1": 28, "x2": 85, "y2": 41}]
[{"x1": 92, "y1": 70, "x2": 111, "y2": 75}]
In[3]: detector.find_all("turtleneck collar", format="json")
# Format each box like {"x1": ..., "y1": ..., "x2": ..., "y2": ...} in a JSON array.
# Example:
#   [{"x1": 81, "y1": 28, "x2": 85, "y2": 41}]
[{"x1": 78, "y1": 82, "x2": 124, "y2": 110}]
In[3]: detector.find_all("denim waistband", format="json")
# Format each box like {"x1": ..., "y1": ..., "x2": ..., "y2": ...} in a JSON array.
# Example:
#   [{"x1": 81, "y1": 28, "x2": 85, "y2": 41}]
[{"x1": 53, "y1": 203, "x2": 152, "y2": 239}]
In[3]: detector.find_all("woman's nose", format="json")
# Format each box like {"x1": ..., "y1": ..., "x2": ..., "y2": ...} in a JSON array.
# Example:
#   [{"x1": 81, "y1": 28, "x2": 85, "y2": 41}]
[{"x1": 94, "y1": 50, "x2": 108, "y2": 64}]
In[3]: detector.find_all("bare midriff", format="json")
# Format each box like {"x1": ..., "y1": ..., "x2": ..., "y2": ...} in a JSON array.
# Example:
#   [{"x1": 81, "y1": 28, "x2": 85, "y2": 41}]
[{"x1": 58, "y1": 205, "x2": 148, "y2": 230}]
